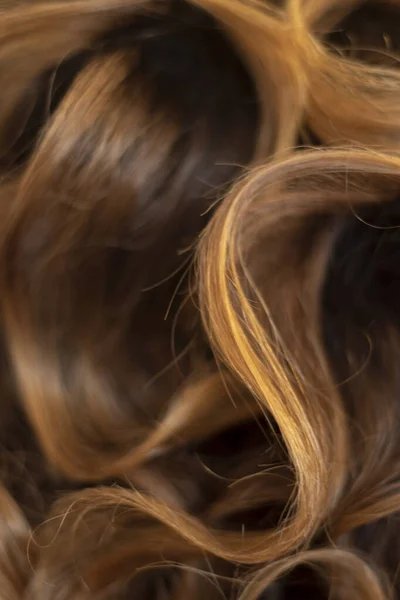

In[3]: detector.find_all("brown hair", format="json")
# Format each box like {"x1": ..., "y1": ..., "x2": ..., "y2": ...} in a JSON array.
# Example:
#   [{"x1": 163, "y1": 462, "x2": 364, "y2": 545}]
[{"x1": 1, "y1": 0, "x2": 400, "y2": 598}]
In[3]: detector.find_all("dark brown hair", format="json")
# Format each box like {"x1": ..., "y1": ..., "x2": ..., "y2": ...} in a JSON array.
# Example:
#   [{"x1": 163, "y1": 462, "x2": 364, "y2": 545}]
[{"x1": 1, "y1": 0, "x2": 400, "y2": 598}]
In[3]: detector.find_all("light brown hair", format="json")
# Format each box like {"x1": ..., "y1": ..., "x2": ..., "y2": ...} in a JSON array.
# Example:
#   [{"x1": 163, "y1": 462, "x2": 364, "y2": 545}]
[{"x1": 1, "y1": 0, "x2": 400, "y2": 598}]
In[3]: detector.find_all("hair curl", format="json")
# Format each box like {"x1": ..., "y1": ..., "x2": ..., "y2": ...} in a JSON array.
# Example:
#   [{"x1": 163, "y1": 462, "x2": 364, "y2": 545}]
[{"x1": 1, "y1": 0, "x2": 400, "y2": 598}]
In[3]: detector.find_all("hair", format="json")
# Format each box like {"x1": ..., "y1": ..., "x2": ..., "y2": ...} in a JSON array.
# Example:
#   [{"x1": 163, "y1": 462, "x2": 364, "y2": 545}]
[{"x1": 1, "y1": 0, "x2": 400, "y2": 598}]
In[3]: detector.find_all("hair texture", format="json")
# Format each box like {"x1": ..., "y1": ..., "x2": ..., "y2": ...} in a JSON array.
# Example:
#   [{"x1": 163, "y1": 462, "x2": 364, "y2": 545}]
[{"x1": 2, "y1": 0, "x2": 400, "y2": 598}]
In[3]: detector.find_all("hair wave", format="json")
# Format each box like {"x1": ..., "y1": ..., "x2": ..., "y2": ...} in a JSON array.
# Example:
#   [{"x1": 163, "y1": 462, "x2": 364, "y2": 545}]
[{"x1": 1, "y1": 0, "x2": 400, "y2": 598}]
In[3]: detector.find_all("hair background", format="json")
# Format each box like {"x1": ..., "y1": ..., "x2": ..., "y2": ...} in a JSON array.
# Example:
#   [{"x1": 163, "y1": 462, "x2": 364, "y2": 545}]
[{"x1": 1, "y1": 0, "x2": 400, "y2": 599}]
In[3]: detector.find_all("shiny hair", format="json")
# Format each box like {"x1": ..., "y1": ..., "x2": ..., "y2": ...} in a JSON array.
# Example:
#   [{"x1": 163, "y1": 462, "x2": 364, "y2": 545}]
[{"x1": 1, "y1": 0, "x2": 400, "y2": 598}]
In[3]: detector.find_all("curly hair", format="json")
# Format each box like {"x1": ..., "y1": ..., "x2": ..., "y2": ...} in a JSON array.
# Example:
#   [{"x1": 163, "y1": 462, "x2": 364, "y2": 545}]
[{"x1": 1, "y1": 1, "x2": 400, "y2": 599}]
